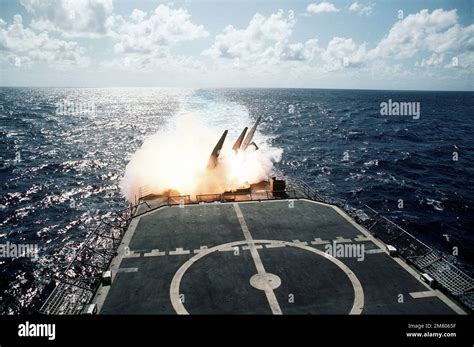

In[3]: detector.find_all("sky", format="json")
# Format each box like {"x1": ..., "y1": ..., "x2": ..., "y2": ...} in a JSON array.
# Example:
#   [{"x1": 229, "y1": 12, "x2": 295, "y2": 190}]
[{"x1": 0, "y1": 0, "x2": 473, "y2": 90}]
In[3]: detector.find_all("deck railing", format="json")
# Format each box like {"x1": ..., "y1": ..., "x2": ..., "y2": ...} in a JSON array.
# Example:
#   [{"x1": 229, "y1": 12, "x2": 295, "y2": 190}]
[{"x1": 39, "y1": 204, "x2": 134, "y2": 314}]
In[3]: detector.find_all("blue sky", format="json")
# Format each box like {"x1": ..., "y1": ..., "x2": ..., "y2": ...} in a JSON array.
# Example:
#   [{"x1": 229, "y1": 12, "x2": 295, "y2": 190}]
[{"x1": 0, "y1": 0, "x2": 473, "y2": 90}]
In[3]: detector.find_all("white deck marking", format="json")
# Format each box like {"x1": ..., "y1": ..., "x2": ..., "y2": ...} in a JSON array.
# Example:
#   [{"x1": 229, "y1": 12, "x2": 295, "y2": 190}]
[
  {"x1": 242, "y1": 245, "x2": 263, "y2": 250},
  {"x1": 409, "y1": 291, "x2": 438, "y2": 299},
  {"x1": 193, "y1": 246, "x2": 208, "y2": 254},
  {"x1": 311, "y1": 238, "x2": 330, "y2": 245},
  {"x1": 290, "y1": 242, "x2": 364, "y2": 314},
  {"x1": 124, "y1": 251, "x2": 141, "y2": 258},
  {"x1": 354, "y1": 234, "x2": 371, "y2": 242},
  {"x1": 291, "y1": 239, "x2": 308, "y2": 246},
  {"x1": 250, "y1": 273, "x2": 281, "y2": 291},
  {"x1": 365, "y1": 249, "x2": 385, "y2": 254},
  {"x1": 265, "y1": 241, "x2": 286, "y2": 249},
  {"x1": 144, "y1": 249, "x2": 165, "y2": 257},
  {"x1": 233, "y1": 203, "x2": 282, "y2": 315},
  {"x1": 170, "y1": 239, "x2": 364, "y2": 315},
  {"x1": 118, "y1": 267, "x2": 138, "y2": 273},
  {"x1": 335, "y1": 236, "x2": 352, "y2": 243},
  {"x1": 169, "y1": 248, "x2": 190, "y2": 255},
  {"x1": 219, "y1": 246, "x2": 237, "y2": 252}
]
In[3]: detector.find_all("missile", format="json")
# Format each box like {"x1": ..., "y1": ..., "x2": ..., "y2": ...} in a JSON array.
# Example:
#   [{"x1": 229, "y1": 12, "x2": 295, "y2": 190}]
[
  {"x1": 207, "y1": 116, "x2": 262, "y2": 169},
  {"x1": 232, "y1": 127, "x2": 248, "y2": 152},
  {"x1": 241, "y1": 116, "x2": 261, "y2": 151},
  {"x1": 207, "y1": 130, "x2": 228, "y2": 168}
]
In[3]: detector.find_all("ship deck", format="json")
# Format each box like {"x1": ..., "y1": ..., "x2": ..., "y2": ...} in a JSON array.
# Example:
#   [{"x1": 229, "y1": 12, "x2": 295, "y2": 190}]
[{"x1": 94, "y1": 199, "x2": 466, "y2": 314}]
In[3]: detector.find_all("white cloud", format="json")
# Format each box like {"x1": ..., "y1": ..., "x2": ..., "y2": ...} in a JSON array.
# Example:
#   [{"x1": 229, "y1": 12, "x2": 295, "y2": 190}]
[
  {"x1": 280, "y1": 39, "x2": 320, "y2": 61},
  {"x1": 130, "y1": 9, "x2": 146, "y2": 22},
  {"x1": 201, "y1": 7, "x2": 474, "y2": 82},
  {"x1": 204, "y1": 11, "x2": 294, "y2": 60},
  {"x1": 204, "y1": 10, "x2": 374, "y2": 73},
  {"x1": 448, "y1": 52, "x2": 474, "y2": 69},
  {"x1": 110, "y1": 4, "x2": 208, "y2": 55},
  {"x1": 203, "y1": 10, "x2": 318, "y2": 66},
  {"x1": 2, "y1": 4, "x2": 471, "y2": 88},
  {"x1": 416, "y1": 53, "x2": 444, "y2": 67},
  {"x1": 349, "y1": 2, "x2": 373, "y2": 16},
  {"x1": 371, "y1": 9, "x2": 474, "y2": 59},
  {"x1": 306, "y1": 2, "x2": 340, "y2": 14},
  {"x1": 100, "y1": 53, "x2": 206, "y2": 74},
  {"x1": 0, "y1": 14, "x2": 89, "y2": 69},
  {"x1": 20, "y1": 0, "x2": 113, "y2": 38},
  {"x1": 320, "y1": 37, "x2": 368, "y2": 70}
]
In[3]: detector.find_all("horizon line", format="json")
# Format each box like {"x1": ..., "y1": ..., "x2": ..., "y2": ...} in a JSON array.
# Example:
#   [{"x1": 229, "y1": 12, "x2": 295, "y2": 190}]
[{"x1": 0, "y1": 86, "x2": 473, "y2": 93}]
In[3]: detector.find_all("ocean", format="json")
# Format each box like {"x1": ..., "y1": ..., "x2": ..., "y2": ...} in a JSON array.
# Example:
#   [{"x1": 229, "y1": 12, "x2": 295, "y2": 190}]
[{"x1": 0, "y1": 87, "x2": 473, "y2": 313}]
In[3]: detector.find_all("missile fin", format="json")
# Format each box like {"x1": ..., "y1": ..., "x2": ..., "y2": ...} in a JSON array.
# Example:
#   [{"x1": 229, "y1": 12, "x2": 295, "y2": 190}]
[
  {"x1": 207, "y1": 130, "x2": 228, "y2": 168},
  {"x1": 249, "y1": 142, "x2": 259, "y2": 151},
  {"x1": 232, "y1": 127, "x2": 248, "y2": 152},
  {"x1": 241, "y1": 116, "x2": 261, "y2": 151}
]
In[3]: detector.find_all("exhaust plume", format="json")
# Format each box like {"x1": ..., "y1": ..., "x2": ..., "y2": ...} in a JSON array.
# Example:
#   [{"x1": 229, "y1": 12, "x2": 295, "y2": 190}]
[{"x1": 120, "y1": 115, "x2": 282, "y2": 203}]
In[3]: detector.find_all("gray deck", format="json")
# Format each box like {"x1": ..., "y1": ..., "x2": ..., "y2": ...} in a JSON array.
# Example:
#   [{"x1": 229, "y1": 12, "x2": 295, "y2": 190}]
[{"x1": 95, "y1": 199, "x2": 465, "y2": 314}]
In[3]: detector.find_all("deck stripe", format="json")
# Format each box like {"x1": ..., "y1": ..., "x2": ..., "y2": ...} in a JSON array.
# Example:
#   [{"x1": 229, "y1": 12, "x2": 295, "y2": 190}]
[
  {"x1": 118, "y1": 267, "x2": 138, "y2": 273},
  {"x1": 365, "y1": 249, "x2": 385, "y2": 254},
  {"x1": 409, "y1": 291, "x2": 437, "y2": 299},
  {"x1": 233, "y1": 203, "x2": 282, "y2": 315}
]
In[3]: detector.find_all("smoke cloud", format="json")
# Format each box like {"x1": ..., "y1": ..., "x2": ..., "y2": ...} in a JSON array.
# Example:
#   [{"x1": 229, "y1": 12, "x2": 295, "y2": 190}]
[{"x1": 120, "y1": 115, "x2": 282, "y2": 203}]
